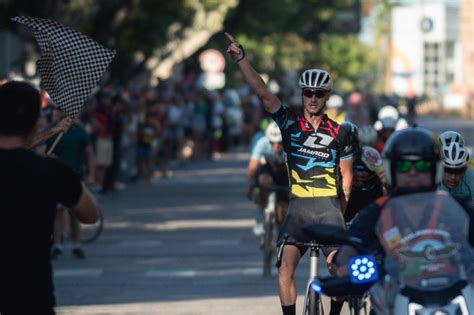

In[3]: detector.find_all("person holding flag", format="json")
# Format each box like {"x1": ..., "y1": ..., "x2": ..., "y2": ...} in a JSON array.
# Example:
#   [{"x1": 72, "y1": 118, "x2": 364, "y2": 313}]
[
  {"x1": 5, "y1": 15, "x2": 115, "y2": 314},
  {"x1": 0, "y1": 80, "x2": 100, "y2": 315}
]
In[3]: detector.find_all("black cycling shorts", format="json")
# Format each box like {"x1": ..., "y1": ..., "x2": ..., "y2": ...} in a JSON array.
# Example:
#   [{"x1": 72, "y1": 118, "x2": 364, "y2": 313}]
[
  {"x1": 257, "y1": 164, "x2": 290, "y2": 203},
  {"x1": 277, "y1": 197, "x2": 345, "y2": 257}
]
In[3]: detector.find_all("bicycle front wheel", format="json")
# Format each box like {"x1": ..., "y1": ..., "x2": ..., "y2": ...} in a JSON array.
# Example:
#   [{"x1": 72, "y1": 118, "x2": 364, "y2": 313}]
[
  {"x1": 304, "y1": 288, "x2": 321, "y2": 315},
  {"x1": 80, "y1": 209, "x2": 103, "y2": 243}
]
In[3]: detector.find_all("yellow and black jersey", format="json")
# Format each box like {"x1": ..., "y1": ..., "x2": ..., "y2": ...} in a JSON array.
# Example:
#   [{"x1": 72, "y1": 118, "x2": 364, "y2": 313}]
[{"x1": 271, "y1": 105, "x2": 353, "y2": 198}]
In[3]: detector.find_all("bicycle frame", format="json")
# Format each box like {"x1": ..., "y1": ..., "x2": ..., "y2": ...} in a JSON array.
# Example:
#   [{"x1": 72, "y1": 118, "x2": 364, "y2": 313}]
[{"x1": 302, "y1": 243, "x2": 324, "y2": 315}]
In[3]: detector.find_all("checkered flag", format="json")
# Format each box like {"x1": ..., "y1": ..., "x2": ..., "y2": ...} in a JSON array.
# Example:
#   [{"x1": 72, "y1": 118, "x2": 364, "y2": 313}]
[{"x1": 12, "y1": 16, "x2": 116, "y2": 117}]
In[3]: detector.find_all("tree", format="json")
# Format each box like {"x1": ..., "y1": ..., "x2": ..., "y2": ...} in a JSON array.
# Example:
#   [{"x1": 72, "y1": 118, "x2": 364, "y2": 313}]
[{"x1": 2, "y1": 0, "x2": 379, "y2": 90}]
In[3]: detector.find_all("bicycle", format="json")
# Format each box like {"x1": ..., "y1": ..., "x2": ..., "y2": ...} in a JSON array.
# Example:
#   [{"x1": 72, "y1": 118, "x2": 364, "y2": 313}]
[{"x1": 276, "y1": 235, "x2": 369, "y2": 315}]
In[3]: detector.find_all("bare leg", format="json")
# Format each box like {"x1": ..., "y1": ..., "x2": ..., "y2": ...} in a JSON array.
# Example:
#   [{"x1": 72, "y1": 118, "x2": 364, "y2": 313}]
[{"x1": 278, "y1": 245, "x2": 301, "y2": 305}]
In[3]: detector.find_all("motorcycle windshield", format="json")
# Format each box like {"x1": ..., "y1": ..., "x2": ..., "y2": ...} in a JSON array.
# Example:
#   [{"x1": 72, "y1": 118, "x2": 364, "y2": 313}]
[{"x1": 375, "y1": 191, "x2": 474, "y2": 292}]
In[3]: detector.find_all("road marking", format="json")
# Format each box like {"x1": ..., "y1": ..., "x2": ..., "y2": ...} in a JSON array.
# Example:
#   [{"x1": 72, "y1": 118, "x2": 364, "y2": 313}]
[
  {"x1": 118, "y1": 240, "x2": 162, "y2": 247},
  {"x1": 198, "y1": 240, "x2": 240, "y2": 246},
  {"x1": 146, "y1": 267, "x2": 261, "y2": 278},
  {"x1": 54, "y1": 269, "x2": 102, "y2": 277},
  {"x1": 146, "y1": 270, "x2": 197, "y2": 277}
]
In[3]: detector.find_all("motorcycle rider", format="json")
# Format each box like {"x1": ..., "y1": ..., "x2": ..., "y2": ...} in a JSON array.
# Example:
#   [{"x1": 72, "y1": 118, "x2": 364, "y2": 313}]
[{"x1": 334, "y1": 126, "x2": 474, "y2": 313}]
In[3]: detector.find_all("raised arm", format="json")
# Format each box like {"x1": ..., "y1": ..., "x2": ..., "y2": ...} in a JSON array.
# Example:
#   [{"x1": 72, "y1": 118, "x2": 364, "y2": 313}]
[
  {"x1": 28, "y1": 117, "x2": 73, "y2": 149},
  {"x1": 225, "y1": 32, "x2": 280, "y2": 114}
]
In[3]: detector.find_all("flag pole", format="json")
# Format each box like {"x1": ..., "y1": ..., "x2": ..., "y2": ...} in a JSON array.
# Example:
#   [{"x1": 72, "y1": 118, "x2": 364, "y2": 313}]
[{"x1": 47, "y1": 131, "x2": 64, "y2": 155}]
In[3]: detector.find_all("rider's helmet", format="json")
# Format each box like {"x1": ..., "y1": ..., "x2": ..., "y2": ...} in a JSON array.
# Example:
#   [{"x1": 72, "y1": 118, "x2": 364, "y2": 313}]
[
  {"x1": 438, "y1": 131, "x2": 465, "y2": 147},
  {"x1": 265, "y1": 121, "x2": 282, "y2": 143},
  {"x1": 326, "y1": 94, "x2": 343, "y2": 109},
  {"x1": 377, "y1": 105, "x2": 399, "y2": 121},
  {"x1": 358, "y1": 125, "x2": 378, "y2": 146},
  {"x1": 298, "y1": 69, "x2": 333, "y2": 91},
  {"x1": 442, "y1": 141, "x2": 470, "y2": 169},
  {"x1": 340, "y1": 121, "x2": 359, "y2": 149},
  {"x1": 382, "y1": 126, "x2": 442, "y2": 195},
  {"x1": 374, "y1": 117, "x2": 397, "y2": 131}
]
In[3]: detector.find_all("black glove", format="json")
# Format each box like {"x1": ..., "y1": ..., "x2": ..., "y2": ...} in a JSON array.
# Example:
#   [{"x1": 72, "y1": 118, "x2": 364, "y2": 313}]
[{"x1": 230, "y1": 44, "x2": 245, "y2": 63}]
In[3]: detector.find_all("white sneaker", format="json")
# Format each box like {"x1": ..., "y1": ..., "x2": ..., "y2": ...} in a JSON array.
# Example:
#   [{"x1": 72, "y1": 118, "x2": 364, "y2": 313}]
[{"x1": 253, "y1": 223, "x2": 264, "y2": 236}]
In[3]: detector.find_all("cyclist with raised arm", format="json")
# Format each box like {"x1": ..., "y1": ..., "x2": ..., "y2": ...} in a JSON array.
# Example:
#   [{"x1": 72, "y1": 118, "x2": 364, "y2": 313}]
[
  {"x1": 247, "y1": 121, "x2": 289, "y2": 235},
  {"x1": 438, "y1": 131, "x2": 473, "y2": 202},
  {"x1": 226, "y1": 32, "x2": 353, "y2": 315}
]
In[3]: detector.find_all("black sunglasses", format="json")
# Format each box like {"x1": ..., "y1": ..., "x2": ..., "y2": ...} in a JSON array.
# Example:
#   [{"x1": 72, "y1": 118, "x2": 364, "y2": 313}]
[
  {"x1": 444, "y1": 167, "x2": 466, "y2": 175},
  {"x1": 302, "y1": 89, "x2": 329, "y2": 99}
]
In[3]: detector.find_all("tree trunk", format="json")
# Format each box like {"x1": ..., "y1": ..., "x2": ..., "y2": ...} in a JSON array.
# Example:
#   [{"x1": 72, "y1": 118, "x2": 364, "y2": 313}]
[{"x1": 145, "y1": 0, "x2": 238, "y2": 81}]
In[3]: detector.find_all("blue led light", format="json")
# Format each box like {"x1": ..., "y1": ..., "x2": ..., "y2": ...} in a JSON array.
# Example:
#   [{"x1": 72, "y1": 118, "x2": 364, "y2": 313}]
[
  {"x1": 348, "y1": 255, "x2": 379, "y2": 284},
  {"x1": 310, "y1": 281, "x2": 322, "y2": 294}
]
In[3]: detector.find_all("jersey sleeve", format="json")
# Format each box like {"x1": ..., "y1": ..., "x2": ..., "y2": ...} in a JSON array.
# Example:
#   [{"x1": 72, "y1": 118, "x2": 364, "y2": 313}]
[
  {"x1": 465, "y1": 170, "x2": 474, "y2": 202},
  {"x1": 251, "y1": 137, "x2": 268, "y2": 160},
  {"x1": 48, "y1": 158, "x2": 83, "y2": 207},
  {"x1": 361, "y1": 146, "x2": 386, "y2": 182},
  {"x1": 337, "y1": 125, "x2": 354, "y2": 160},
  {"x1": 270, "y1": 104, "x2": 296, "y2": 131}
]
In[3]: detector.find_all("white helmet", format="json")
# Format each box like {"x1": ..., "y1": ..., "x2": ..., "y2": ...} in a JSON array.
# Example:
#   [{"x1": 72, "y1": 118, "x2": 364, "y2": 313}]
[
  {"x1": 265, "y1": 121, "x2": 282, "y2": 143},
  {"x1": 358, "y1": 125, "x2": 378, "y2": 145},
  {"x1": 378, "y1": 105, "x2": 399, "y2": 121},
  {"x1": 298, "y1": 69, "x2": 333, "y2": 91},
  {"x1": 442, "y1": 142, "x2": 469, "y2": 169},
  {"x1": 327, "y1": 94, "x2": 343, "y2": 109},
  {"x1": 439, "y1": 131, "x2": 465, "y2": 147},
  {"x1": 395, "y1": 118, "x2": 408, "y2": 130},
  {"x1": 374, "y1": 117, "x2": 397, "y2": 131}
]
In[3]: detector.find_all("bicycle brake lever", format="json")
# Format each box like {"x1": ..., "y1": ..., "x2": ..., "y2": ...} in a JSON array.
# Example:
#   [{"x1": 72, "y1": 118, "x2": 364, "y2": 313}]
[{"x1": 275, "y1": 235, "x2": 289, "y2": 268}]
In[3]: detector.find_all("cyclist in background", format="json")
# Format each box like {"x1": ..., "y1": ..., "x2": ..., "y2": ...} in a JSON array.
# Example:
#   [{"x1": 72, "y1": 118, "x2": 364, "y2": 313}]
[
  {"x1": 325, "y1": 94, "x2": 346, "y2": 124},
  {"x1": 247, "y1": 121, "x2": 289, "y2": 235},
  {"x1": 438, "y1": 131, "x2": 473, "y2": 202},
  {"x1": 358, "y1": 125, "x2": 378, "y2": 147},
  {"x1": 340, "y1": 122, "x2": 386, "y2": 222},
  {"x1": 373, "y1": 105, "x2": 408, "y2": 153}
]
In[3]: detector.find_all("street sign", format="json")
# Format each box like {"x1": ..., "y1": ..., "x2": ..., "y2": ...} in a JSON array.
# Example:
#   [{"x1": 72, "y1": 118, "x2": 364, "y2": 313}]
[{"x1": 199, "y1": 49, "x2": 225, "y2": 73}]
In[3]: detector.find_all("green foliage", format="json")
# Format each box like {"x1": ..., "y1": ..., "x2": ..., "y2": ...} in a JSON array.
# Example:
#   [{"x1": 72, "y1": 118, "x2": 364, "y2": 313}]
[
  {"x1": 309, "y1": 34, "x2": 380, "y2": 92},
  {"x1": 3, "y1": 0, "x2": 381, "y2": 91}
]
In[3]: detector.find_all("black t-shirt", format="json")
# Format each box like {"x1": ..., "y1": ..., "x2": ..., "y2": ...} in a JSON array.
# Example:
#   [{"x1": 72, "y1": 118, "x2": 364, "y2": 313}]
[{"x1": 0, "y1": 148, "x2": 82, "y2": 313}]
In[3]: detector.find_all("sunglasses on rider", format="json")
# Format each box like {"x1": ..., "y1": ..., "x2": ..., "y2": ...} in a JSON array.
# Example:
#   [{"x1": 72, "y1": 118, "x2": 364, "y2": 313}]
[
  {"x1": 444, "y1": 167, "x2": 466, "y2": 175},
  {"x1": 302, "y1": 89, "x2": 329, "y2": 99},
  {"x1": 395, "y1": 160, "x2": 432, "y2": 173}
]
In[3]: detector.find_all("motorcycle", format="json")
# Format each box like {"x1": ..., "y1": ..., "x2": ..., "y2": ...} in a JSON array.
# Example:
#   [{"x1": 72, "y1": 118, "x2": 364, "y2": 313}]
[{"x1": 304, "y1": 191, "x2": 474, "y2": 315}]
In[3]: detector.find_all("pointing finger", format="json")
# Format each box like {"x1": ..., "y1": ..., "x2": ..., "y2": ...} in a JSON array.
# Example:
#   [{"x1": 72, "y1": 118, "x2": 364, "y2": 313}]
[{"x1": 224, "y1": 32, "x2": 236, "y2": 43}]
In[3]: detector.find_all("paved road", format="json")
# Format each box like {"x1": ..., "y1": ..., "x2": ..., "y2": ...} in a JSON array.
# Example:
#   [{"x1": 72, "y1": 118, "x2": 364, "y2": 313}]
[
  {"x1": 55, "y1": 154, "x2": 339, "y2": 315},
  {"x1": 53, "y1": 115, "x2": 473, "y2": 315}
]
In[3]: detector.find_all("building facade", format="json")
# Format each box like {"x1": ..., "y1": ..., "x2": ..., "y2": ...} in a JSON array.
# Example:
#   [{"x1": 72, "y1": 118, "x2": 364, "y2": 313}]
[{"x1": 391, "y1": 2, "x2": 461, "y2": 102}]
